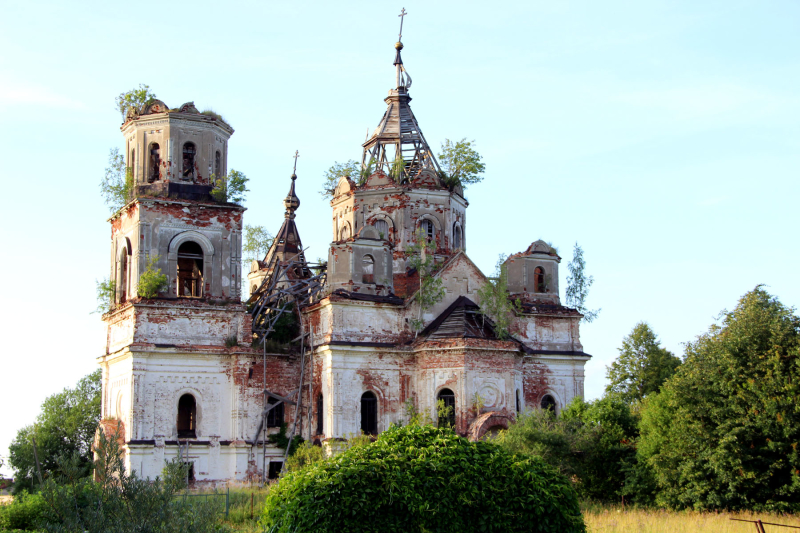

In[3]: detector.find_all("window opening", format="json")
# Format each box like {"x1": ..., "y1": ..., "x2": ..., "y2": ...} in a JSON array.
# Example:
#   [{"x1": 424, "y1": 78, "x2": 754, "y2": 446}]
[
  {"x1": 437, "y1": 388, "x2": 456, "y2": 428},
  {"x1": 183, "y1": 462, "x2": 195, "y2": 482},
  {"x1": 453, "y1": 224, "x2": 462, "y2": 249},
  {"x1": 182, "y1": 142, "x2": 196, "y2": 180},
  {"x1": 374, "y1": 219, "x2": 389, "y2": 239},
  {"x1": 130, "y1": 149, "x2": 136, "y2": 181},
  {"x1": 119, "y1": 252, "x2": 128, "y2": 303},
  {"x1": 420, "y1": 219, "x2": 434, "y2": 243},
  {"x1": 362, "y1": 255, "x2": 375, "y2": 284},
  {"x1": 214, "y1": 150, "x2": 221, "y2": 180},
  {"x1": 149, "y1": 143, "x2": 161, "y2": 182},
  {"x1": 541, "y1": 394, "x2": 556, "y2": 412},
  {"x1": 534, "y1": 267, "x2": 546, "y2": 293},
  {"x1": 266, "y1": 396, "x2": 284, "y2": 428},
  {"x1": 177, "y1": 394, "x2": 197, "y2": 438},
  {"x1": 360, "y1": 391, "x2": 378, "y2": 436},
  {"x1": 316, "y1": 394, "x2": 324, "y2": 435},
  {"x1": 177, "y1": 241, "x2": 204, "y2": 298},
  {"x1": 516, "y1": 390, "x2": 521, "y2": 414},
  {"x1": 268, "y1": 461, "x2": 283, "y2": 480},
  {"x1": 340, "y1": 224, "x2": 350, "y2": 241}
]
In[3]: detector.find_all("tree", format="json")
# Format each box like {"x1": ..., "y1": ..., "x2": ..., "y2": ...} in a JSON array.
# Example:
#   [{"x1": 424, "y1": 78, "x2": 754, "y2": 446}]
[
  {"x1": 100, "y1": 148, "x2": 134, "y2": 213},
  {"x1": 261, "y1": 424, "x2": 585, "y2": 533},
  {"x1": 437, "y1": 138, "x2": 485, "y2": 190},
  {"x1": 407, "y1": 228, "x2": 445, "y2": 333},
  {"x1": 319, "y1": 160, "x2": 360, "y2": 199},
  {"x1": 638, "y1": 287, "x2": 800, "y2": 511},
  {"x1": 115, "y1": 83, "x2": 156, "y2": 120},
  {"x1": 565, "y1": 243, "x2": 600, "y2": 322},
  {"x1": 137, "y1": 255, "x2": 168, "y2": 298},
  {"x1": 477, "y1": 254, "x2": 521, "y2": 339},
  {"x1": 8, "y1": 371, "x2": 101, "y2": 494},
  {"x1": 605, "y1": 323, "x2": 681, "y2": 403},
  {"x1": 210, "y1": 169, "x2": 250, "y2": 205},
  {"x1": 242, "y1": 225, "x2": 274, "y2": 264}
]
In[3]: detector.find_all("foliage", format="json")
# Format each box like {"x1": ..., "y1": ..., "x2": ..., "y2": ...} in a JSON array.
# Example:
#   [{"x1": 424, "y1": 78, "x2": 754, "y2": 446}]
[
  {"x1": 137, "y1": 255, "x2": 168, "y2": 298},
  {"x1": 242, "y1": 225, "x2": 273, "y2": 264},
  {"x1": 35, "y1": 426, "x2": 227, "y2": 533},
  {"x1": 637, "y1": 287, "x2": 800, "y2": 511},
  {"x1": 115, "y1": 83, "x2": 156, "y2": 120},
  {"x1": 8, "y1": 371, "x2": 101, "y2": 494},
  {"x1": 605, "y1": 322, "x2": 681, "y2": 403},
  {"x1": 389, "y1": 153, "x2": 405, "y2": 182},
  {"x1": 477, "y1": 254, "x2": 522, "y2": 339},
  {"x1": 285, "y1": 442, "x2": 326, "y2": 473},
  {"x1": 93, "y1": 277, "x2": 115, "y2": 314},
  {"x1": 565, "y1": 242, "x2": 600, "y2": 322},
  {"x1": 201, "y1": 108, "x2": 228, "y2": 125},
  {"x1": 437, "y1": 138, "x2": 485, "y2": 190},
  {"x1": 319, "y1": 160, "x2": 360, "y2": 199},
  {"x1": 407, "y1": 228, "x2": 445, "y2": 333},
  {"x1": 211, "y1": 169, "x2": 249, "y2": 205},
  {"x1": 0, "y1": 490, "x2": 48, "y2": 531},
  {"x1": 497, "y1": 396, "x2": 638, "y2": 503},
  {"x1": 267, "y1": 424, "x2": 304, "y2": 456},
  {"x1": 100, "y1": 148, "x2": 134, "y2": 213},
  {"x1": 260, "y1": 424, "x2": 585, "y2": 533}
]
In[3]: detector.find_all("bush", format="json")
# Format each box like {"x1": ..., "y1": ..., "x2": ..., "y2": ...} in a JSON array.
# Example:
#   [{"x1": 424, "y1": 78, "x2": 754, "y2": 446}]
[
  {"x1": 260, "y1": 424, "x2": 585, "y2": 533},
  {"x1": 138, "y1": 255, "x2": 168, "y2": 298},
  {"x1": 0, "y1": 491, "x2": 48, "y2": 530}
]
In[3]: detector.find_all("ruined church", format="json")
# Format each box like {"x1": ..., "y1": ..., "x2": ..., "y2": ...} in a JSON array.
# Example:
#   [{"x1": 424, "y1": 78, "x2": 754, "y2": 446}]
[{"x1": 99, "y1": 35, "x2": 590, "y2": 484}]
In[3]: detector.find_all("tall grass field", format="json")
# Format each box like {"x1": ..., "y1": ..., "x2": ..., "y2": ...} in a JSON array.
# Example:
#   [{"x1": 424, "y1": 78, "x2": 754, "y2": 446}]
[{"x1": 583, "y1": 506, "x2": 800, "y2": 533}]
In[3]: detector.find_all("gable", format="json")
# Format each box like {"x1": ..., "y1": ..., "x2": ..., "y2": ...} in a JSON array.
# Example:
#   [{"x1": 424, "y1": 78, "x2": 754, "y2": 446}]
[{"x1": 419, "y1": 252, "x2": 489, "y2": 323}]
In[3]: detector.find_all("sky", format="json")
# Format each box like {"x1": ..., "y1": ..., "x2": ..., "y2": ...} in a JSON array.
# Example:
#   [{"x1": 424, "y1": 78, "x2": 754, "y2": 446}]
[{"x1": 1, "y1": 0, "x2": 798, "y2": 476}]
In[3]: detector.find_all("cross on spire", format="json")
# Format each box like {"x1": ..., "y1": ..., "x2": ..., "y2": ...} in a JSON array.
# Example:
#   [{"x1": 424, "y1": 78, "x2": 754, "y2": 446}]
[
  {"x1": 398, "y1": 8, "x2": 407, "y2": 41},
  {"x1": 292, "y1": 150, "x2": 300, "y2": 175}
]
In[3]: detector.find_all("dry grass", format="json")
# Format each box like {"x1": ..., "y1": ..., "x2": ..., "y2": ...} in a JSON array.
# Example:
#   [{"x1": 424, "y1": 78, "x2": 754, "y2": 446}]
[{"x1": 584, "y1": 506, "x2": 800, "y2": 533}]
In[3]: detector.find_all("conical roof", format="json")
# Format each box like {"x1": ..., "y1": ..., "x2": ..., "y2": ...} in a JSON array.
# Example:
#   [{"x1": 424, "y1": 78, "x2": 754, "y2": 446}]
[{"x1": 361, "y1": 41, "x2": 442, "y2": 183}]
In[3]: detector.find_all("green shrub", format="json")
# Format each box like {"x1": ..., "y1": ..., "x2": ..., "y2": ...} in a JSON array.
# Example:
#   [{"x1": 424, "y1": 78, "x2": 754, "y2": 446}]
[
  {"x1": 0, "y1": 491, "x2": 48, "y2": 531},
  {"x1": 260, "y1": 424, "x2": 585, "y2": 533},
  {"x1": 138, "y1": 255, "x2": 168, "y2": 298},
  {"x1": 284, "y1": 441, "x2": 325, "y2": 473}
]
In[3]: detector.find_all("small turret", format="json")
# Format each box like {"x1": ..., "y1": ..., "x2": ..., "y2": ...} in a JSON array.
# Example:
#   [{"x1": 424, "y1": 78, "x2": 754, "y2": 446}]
[{"x1": 505, "y1": 240, "x2": 562, "y2": 305}]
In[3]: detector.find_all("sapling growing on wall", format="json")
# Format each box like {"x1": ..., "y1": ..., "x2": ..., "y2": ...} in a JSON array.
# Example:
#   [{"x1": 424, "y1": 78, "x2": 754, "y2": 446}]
[
  {"x1": 565, "y1": 242, "x2": 600, "y2": 322},
  {"x1": 137, "y1": 255, "x2": 168, "y2": 298},
  {"x1": 407, "y1": 228, "x2": 445, "y2": 334},
  {"x1": 319, "y1": 160, "x2": 360, "y2": 199},
  {"x1": 93, "y1": 278, "x2": 115, "y2": 314},
  {"x1": 100, "y1": 148, "x2": 134, "y2": 213},
  {"x1": 477, "y1": 254, "x2": 522, "y2": 339},
  {"x1": 210, "y1": 169, "x2": 250, "y2": 204},
  {"x1": 115, "y1": 83, "x2": 156, "y2": 120},
  {"x1": 437, "y1": 138, "x2": 486, "y2": 190}
]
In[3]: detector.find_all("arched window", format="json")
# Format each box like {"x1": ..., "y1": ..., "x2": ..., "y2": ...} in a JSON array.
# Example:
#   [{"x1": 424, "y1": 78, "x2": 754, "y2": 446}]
[
  {"x1": 177, "y1": 394, "x2": 197, "y2": 438},
  {"x1": 362, "y1": 254, "x2": 375, "y2": 284},
  {"x1": 251, "y1": 284, "x2": 258, "y2": 296},
  {"x1": 214, "y1": 150, "x2": 221, "y2": 179},
  {"x1": 437, "y1": 388, "x2": 456, "y2": 428},
  {"x1": 177, "y1": 241, "x2": 204, "y2": 297},
  {"x1": 534, "y1": 267, "x2": 546, "y2": 293},
  {"x1": 374, "y1": 219, "x2": 389, "y2": 240},
  {"x1": 267, "y1": 396, "x2": 284, "y2": 428},
  {"x1": 453, "y1": 224, "x2": 462, "y2": 250},
  {"x1": 420, "y1": 219, "x2": 434, "y2": 243},
  {"x1": 541, "y1": 394, "x2": 556, "y2": 412},
  {"x1": 316, "y1": 394, "x2": 324, "y2": 435},
  {"x1": 340, "y1": 224, "x2": 350, "y2": 241},
  {"x1": 182, "y1": 142, "x2": 196, "y2": 180},
  {"x1": 516, "y1": 390, "x2": 521, "y2": 414},
  {"x1": 149, "y1": 143, "x2": 161, "y2": 182},
  {"x1": 119, "y1": 252, "x2": 129, "y2": 303},
  {"x1": 360, "y1": 391, "x2": 378, "y2": 436},
  {"x1": 130, "y1": 149, "x2": 136, "y2": 181}
]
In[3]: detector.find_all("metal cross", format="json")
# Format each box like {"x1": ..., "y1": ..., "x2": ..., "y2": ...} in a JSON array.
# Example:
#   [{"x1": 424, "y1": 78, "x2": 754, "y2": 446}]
[
  {"x1": 293, "y1": 150, "x2": 300, "y2": 173},
  {"x1": 398, "y1": 8, "x2": 407, "y2": 41}
]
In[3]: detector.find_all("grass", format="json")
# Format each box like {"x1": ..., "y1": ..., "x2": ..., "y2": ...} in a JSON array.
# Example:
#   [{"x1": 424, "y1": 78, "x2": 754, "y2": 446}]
[{"x1": 583, "y1": 505, "x2": 800, "y2": 533}]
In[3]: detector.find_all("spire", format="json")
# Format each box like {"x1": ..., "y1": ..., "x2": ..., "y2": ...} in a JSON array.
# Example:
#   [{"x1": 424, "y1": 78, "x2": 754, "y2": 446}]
[
  {"x1": 361, "y1": 9, "x2": 441, "y2": 184},
  {"x1": 283, "y1": 150, "x2": 301, "y2": 219}
]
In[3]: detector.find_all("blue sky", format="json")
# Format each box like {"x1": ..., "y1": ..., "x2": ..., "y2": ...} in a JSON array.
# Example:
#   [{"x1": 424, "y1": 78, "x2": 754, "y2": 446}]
[{"x1": 1, "y1": 0, "x2": 798, "y2": 475}]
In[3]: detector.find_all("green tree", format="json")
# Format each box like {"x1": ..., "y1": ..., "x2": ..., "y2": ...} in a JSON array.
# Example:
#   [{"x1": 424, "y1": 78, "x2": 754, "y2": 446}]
[
  {"x1": 94, "y1": 278, "x2": 115, "y2": 314},
  {"x1": 407, "y1": 228, "x2": 445, "y2": 333},
  {"x1": 137, "y1": 255, "x2": 168, "y2": 298},
  {"x1": 565, "y1": 242, "x2": 600, "y2": 322},
  {"x1": 606, "y1": 322, "x2": 681, "y2": 403},
  {"x1": 115, "y1": 83, "x2": 156, "y2": 120},
  {"x1": 242, "y1": 225, "x2": 274, "y2": 264},
  {"x1": 638, "y1": 287, "x2": 800, "y2": 511},
  {"x1": 261, "y1": 424, "x2": 585, "y2": 533},
  {"x1": 477, "y1": 254, "x2": 522, "y2": 339},
  {"x1": 100, "y1": 148, "x2": 134, "y2": 213},
  {"x1": 319, "y1": 160, "x2": 360, "y2": 199},
  {"x1": 8, "y1": 371, "x2": 101, "y2": 494},
  {"x1": 210, "y1": 169, "x2": 250, "y2": 204},
  {"x1": 437, "y1": 138, "x2": 485, "y2": 190}
]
